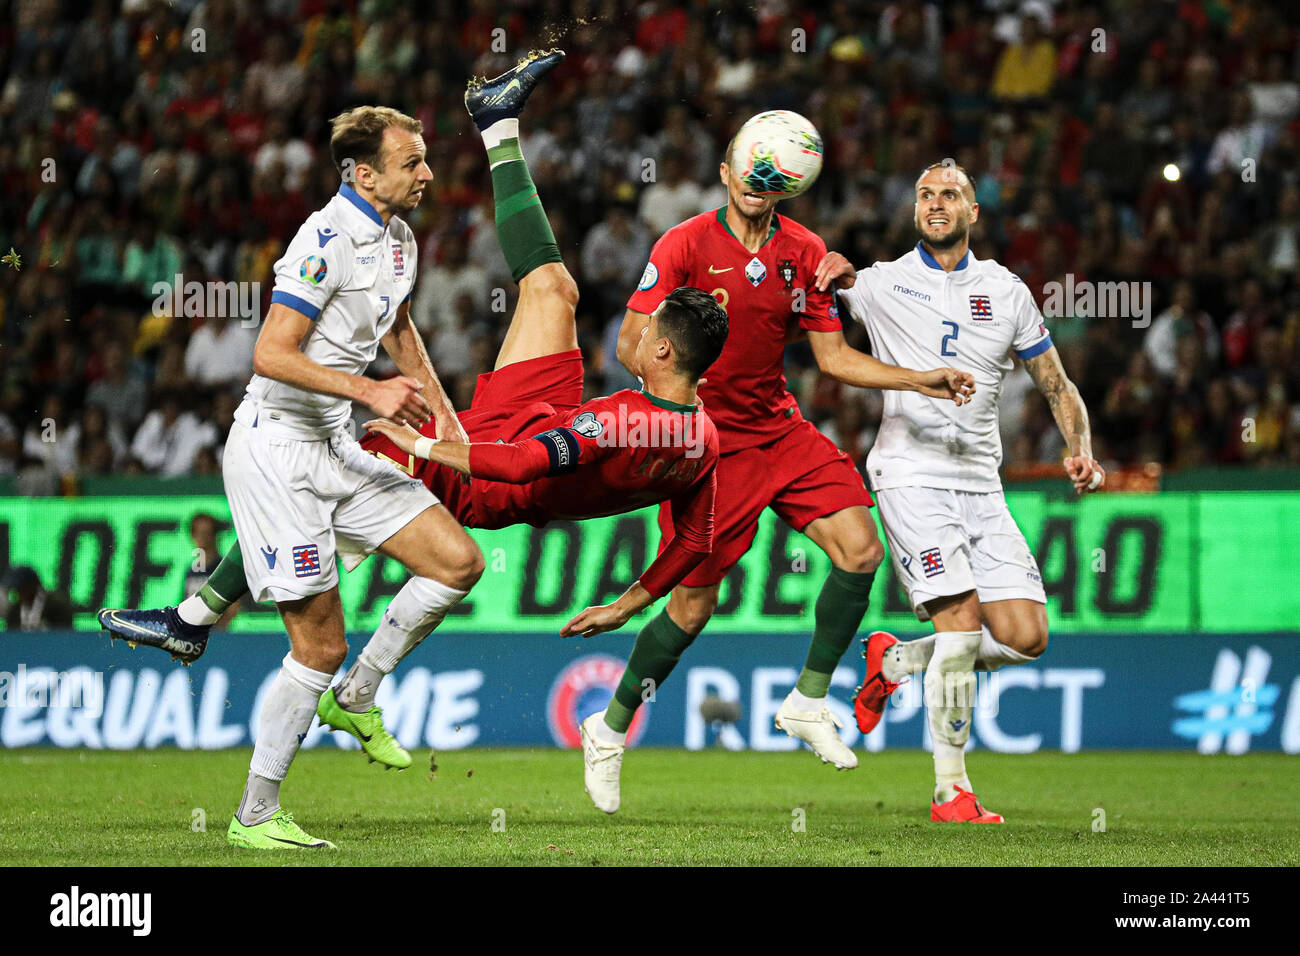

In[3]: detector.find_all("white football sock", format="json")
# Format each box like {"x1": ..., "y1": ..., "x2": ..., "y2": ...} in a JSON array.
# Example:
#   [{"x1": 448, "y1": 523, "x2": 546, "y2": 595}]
[
  {"x1": 975, "y1": 625, "x2": 1037, "y2": 671},
  {"x1": 337, "y1": 577, "x2": 470, "y2": 711},
  {"x1": 785, "y1": 687, "x2": 824, "y2": 711},
  {"x1": 237, "y1": 772, "x2": 281, "y2": 826},
  {"x1": 594, "y1": 713, "x2": 627, "y2": 746},
  {"x1": 924, "y1": 630, "x2": 981, "y2": 801},
  {"x1": 882, "y1": 632, "x2": 937, "y2": 682},
  {"x1": 336, "y1": 658, "x2": 385, "y2": 712},
  {"x1": 933, "y1": 742, "x2": 972, "y2": 804},
  {"x1": 177, "y1": 592, "x2": 221, "y2": 627},
  {"x1": 242, "y1": 653, "x2": 333, "y2": 824},
  {"x1": 479, "y1": 118, "x2": 520, "y2": 153}
]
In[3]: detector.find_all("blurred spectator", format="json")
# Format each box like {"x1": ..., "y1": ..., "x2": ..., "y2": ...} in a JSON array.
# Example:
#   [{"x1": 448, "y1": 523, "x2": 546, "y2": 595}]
[
  {"x1": 638, "y1": 152, "x2": 709, "y2": 238},
  {"x1": 243, "y1": 33, "x2": 305, "y2": 115},
  {"x1": 121, "y1": 220, "x2": 183, "y2": 301},
  {"x1": 581, "y1": 202, "x2": 651, "y2": 320},
  {"x1": 991, "y1": 11, "x2": 1055, "y2": 102},
  {"x1": 1207, "y1": 89, "x2": 1273, "y2": 176},
  {"x1": 184, "y1": 314, "x2": 258, "y2": 388},
  {"x1": 85, "y1": 341, "x2": 148, "y2": 432},
  {"x1": 184, "y1": 513, "x2": 222, "y2": 597},
  {"x1": 3, "y1": 566, "x2": 73, "y2": 631},
  {"x1": 412, "y1": 232, "x2": 490, "y2": 336},
  {"x1": 64, "y1": 403, "x2": 128, "y2": 476},
  {"x1": 253, "y1": 114, "x2": 314, "y2": 194},
  {"x1": 129, "y1": 391, "x2": 217, "y2": 476},
  {"x1": 1144, "y1": 281, "x2": 1220, "y2": 379}
]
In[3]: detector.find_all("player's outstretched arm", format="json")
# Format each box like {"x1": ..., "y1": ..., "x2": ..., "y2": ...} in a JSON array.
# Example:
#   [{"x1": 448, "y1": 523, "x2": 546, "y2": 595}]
[
  {"x1": 808, "y1": 328, "x2": 976, "y2": 404},
  {"x1": 255, "y1": 302, "x2": 432, "y2": 425},
  {"x1": 615, "y1": 308, "x2": 651, "y2": 374},
  {"x1": 380, "y1": 301, "x2": 469, "y2": 442},
  {"x1": 561, "y1": 582, "x2": 654, "y2": 638},
  {"x1": 562, "y1": 461, "x2": 716, "y2": 638},
  {"x1": 365, "y1": 418, "x2": 585, "y2": 485},
  {"x1": 365, "y1": 418, "x2": 471, "y2": 474},
  {"x1": 1023, "y1": 345, "x2": 1105, "y2": 494}
]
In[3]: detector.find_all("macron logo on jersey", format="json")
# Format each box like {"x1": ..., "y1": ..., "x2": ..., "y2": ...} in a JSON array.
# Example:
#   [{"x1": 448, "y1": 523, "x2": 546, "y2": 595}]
[
  {"x1": 893, "y1": 284, "x2": 931, "y2": 302},
  {"x1": 317, "y1": 228, "x2": 337, "y2": 247}
]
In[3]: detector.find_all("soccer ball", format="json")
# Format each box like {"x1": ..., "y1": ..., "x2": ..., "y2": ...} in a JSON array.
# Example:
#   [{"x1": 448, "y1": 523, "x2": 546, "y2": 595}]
[{"x1": 728, "y1": 110, "x2": 824, "y2": 199}]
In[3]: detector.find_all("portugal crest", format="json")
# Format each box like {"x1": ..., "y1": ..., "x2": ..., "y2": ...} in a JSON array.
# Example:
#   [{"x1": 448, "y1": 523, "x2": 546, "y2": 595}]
[{"x1": 777, "y1": 258, "x2": 796, "y2": 291}]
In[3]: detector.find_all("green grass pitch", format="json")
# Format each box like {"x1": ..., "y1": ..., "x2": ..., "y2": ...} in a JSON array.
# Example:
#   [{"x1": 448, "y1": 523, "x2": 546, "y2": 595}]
[{"x1": 2, "y1": 749, "x2": 1296, "y2": 866}]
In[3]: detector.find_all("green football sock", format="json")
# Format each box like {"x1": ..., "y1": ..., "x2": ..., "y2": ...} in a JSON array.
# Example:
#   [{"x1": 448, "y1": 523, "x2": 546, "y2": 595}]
[
  {"x1": 484, "y1": 132, "x2": 562, "y2": 282},
  {"x1": 197, "y1": 542, "x2": 249, "y2": 614},
  {"x1": 795, "y1": 565, "x2": 876, "y2": 697},
  {"x1": 604, "y1": 610, "x2": 697, "y2": 733}
]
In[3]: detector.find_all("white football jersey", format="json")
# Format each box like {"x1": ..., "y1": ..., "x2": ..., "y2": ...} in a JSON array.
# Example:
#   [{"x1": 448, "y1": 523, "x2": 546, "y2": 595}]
[
  {"x1": 240, "y1": 184, "x2": 417, "y2": 438},
  {"x1": 837, "y1": 242, "x2": 1052, "y2": 492}
]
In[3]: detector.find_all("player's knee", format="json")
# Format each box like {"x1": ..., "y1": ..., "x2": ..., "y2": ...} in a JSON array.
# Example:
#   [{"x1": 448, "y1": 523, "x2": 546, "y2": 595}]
[
  {"x1": 996, "y1": 618, "x2": 1048, "y2": 658},
  {"x1": 443, "y1": 541, "x2": 485, "y2": 591},
  {"x1": 668, "y1": 590, "x2": 717, "y2": 636},
  {"x1": 314, "y1": 639, "x2": 349, "y2": 673},
  {"x1": 532, "y1": 264, "x2": 579, "y2": 309},
  {"x1": 1021, "y1": 621, "x2": 1049, "y2": 658},
  {"x1": 850, "y1": 536, "x2": 886, "y2": 574}
]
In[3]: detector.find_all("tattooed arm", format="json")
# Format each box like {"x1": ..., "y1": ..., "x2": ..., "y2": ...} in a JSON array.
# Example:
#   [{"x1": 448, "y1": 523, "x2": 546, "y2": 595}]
[{"x1": 1022, "y1": 345, "x2": 1106, "y2": 494}]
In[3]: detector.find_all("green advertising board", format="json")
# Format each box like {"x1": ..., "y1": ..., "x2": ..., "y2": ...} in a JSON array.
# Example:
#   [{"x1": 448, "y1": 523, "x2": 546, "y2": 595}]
[{"x1": 0, "y1": 492, "x2": 1296, "y2": 634}]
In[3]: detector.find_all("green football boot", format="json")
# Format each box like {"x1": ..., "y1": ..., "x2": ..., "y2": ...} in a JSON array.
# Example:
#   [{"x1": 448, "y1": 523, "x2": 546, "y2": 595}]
[
  {"x1": 316, "y1": 687, "x2": 412, "y2": 769},
  {"x1": 227, "y1": 809, "x2": 337, "y2": 850}
]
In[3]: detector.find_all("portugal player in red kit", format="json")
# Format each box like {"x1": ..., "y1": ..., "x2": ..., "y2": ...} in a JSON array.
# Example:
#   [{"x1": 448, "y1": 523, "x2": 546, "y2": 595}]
[
  {"x1": 579, "y1": 123, "x2": 975, "y2": 813},
  {"x1": 361, "y1": 279, "x2": 724, "y2": 628}
]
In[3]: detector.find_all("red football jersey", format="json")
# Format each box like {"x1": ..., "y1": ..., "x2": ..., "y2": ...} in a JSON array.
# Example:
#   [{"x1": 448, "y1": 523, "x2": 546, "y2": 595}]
[
  {"x1": 383, "y1": 388, "x2": 720, "y2": 597},
  {"x1": 627, "y1": 208, "x2": 842, "y2": 451}
]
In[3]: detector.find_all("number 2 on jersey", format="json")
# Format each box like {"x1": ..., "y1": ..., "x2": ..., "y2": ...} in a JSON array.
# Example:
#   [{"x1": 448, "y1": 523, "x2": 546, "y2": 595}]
[{"x1": 940, "y1": 320, "x2": 958, "y2": 357}]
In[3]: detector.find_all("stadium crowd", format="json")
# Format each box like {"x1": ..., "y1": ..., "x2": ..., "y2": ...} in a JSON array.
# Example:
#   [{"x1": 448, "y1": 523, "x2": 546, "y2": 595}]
[{"x1": 2, "y1": 0, "x2": 1299, "y2": 495}]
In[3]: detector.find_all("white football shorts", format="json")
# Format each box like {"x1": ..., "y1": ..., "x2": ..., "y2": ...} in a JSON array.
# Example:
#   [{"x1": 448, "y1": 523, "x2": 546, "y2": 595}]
[
  {"x1": 223, "y1": 418, "x2": 438, "y2": 604},
  {"x1": 873, "y1": 486, "x2": 1045, "y2": 621}
]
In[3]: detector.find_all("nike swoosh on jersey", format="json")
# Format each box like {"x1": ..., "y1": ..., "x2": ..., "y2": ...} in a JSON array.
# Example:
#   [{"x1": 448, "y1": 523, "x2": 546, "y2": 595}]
[{"x1": 707, "y1": 265, "x2": 733, "y2": 274}]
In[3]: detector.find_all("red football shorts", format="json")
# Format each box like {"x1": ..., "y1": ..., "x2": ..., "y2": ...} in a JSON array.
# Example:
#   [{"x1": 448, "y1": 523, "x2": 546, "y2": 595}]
[
  {"x1": 658, "y1": 420, "x2": 874, "y2": 587},
  {"x1": 360, "y1": 349, "x2": 585, "y2": 521},
  {"x1": 459, "y1": 348, "x2": 585, "y2": 440}
]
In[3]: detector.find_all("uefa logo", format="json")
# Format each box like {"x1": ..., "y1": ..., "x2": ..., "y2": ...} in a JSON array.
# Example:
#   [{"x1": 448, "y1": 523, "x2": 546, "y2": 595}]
[{"x1": 546, "y1": 654, "x2": 649, "y2": 749}]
